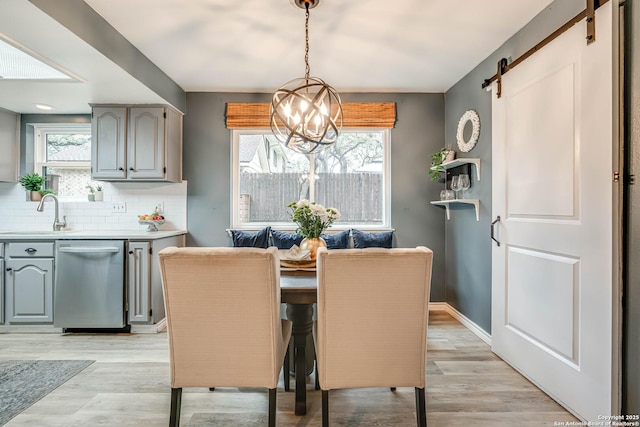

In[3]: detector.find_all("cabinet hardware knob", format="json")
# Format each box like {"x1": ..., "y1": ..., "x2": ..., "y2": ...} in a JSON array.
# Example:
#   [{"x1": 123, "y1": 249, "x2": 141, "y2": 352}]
[
  {"x1": 118, "y1": 167, "x2": 124, "y2": 171},
  {"x1": 128, "y1": 251, "x2": 134, "y2": 254},
  {"x1": 129, "y1": 167, "x2": 134, "y2": 171},
  {"x1": 25, "y1": 248, "x2": 37, "y2": 254},
  {"x1": 5, "y1": 267, "x2": 11, "y2": 272}
]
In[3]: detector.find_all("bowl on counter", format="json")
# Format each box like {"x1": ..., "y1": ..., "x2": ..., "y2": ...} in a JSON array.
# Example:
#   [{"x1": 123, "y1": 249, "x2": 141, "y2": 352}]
[{"x1": 138, "y1": 220, "x2": 165, "y2": 232}]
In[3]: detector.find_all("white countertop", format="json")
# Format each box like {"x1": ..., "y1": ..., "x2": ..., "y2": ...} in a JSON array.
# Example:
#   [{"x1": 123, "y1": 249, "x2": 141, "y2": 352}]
[{"x1": 0, "y1": 229, "x2": 188, "y2": 240}]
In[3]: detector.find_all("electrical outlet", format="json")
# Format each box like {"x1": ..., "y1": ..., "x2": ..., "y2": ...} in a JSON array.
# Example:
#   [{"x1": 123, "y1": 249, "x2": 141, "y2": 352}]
[
  {"x1": 155, "y1": 201, "x2": 164, "y2": 214},
  {"x1": 112, "y1": 202, "x2": 126, "y2": 213}
]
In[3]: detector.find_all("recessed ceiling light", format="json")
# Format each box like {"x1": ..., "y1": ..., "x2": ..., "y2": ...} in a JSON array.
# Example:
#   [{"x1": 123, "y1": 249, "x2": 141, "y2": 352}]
[
  {"x1": 0, "y1": 33, "x2": 83, "y2": 81},
  {"x1": 35, "y1": 104, "x2": 54, "y2": 111}
]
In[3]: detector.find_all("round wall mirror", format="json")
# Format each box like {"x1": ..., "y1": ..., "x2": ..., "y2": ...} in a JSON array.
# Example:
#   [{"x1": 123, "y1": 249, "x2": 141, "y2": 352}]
[{"x1": 456, "y1": 110, "x2": 480, "y2": 152}]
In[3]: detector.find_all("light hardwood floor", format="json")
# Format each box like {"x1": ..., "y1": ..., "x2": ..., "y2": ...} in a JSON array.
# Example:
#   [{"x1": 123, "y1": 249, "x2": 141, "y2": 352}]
[{"x1": 0, "y1": 311, "x2": 579, "y2": 426}]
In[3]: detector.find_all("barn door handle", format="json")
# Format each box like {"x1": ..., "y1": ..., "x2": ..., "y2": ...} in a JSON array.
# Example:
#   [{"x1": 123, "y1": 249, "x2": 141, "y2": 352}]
[{"x1": 491, "y1": 216, "x2": 501, "y2": 247}]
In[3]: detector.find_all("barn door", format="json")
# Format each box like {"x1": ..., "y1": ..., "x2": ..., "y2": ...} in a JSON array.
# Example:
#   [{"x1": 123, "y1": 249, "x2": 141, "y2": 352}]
[{"x1": 491, "y1": 1, "x2": 619, "y2": 420}]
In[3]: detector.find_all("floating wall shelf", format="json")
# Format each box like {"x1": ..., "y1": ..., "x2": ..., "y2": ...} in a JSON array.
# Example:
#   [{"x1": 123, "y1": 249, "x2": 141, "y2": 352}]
[
  {"x1": 430, "y1": 158, "x2": 481, "y2": 220},
  {"x1": 430, "y1": 199, "x2": 480, "y2": 221},
  {"x1": 430, "y1": 158, "x2": 481, "y2": 180}
]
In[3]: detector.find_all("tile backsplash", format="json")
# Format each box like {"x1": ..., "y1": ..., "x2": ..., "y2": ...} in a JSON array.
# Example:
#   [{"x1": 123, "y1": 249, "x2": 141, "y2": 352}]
[{"x1": 0, "y1": 181, "x2": 187, "y2": 231}]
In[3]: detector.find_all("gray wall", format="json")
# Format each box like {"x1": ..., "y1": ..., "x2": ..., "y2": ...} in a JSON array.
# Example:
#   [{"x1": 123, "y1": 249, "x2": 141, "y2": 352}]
[
  {"x1": 443, "y1": 0, "x2": 584, "y2": 333},
  {"x1": 182, "y1": 92, "x2": 448, "y2": 301},
  {"x1": 624, "y1": 0, "x2": 639, "y2": 415}
]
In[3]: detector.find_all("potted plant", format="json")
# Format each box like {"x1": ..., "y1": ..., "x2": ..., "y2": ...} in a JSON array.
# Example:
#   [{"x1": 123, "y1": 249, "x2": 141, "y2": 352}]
[
  {"x1": 86, "y1": 183, "x2": 96, "y2": 202},
  {"x1": 95, "y1": 184, "x2": 104, "y2": 202},
  {"x1": 429, "y1": 147, "x2": 455, "y2": 181},
  {"x1": 19, "y1": 173, "x2": 46, "y2": 201}
]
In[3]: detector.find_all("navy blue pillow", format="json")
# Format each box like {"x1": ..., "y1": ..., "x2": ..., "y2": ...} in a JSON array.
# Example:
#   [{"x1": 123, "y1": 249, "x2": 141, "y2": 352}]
[
  {"x1": 229, "y1": 226, "x2": 271, "y2": 248},
  {"x1": 321, "y1": 229, "x2": 351, "y2": 249},
  {"x1": 271, "y1": 229, "x2": 304, "y2": 249},
  {"x1": 351, "y1": 229, "x2": 393, "y2": 249}
]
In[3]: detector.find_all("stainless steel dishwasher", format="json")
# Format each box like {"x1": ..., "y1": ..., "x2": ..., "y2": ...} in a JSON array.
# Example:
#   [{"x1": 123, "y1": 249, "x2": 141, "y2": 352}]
[{"x1": 54, "y1": 240, "x2": 125, "y2": 329}]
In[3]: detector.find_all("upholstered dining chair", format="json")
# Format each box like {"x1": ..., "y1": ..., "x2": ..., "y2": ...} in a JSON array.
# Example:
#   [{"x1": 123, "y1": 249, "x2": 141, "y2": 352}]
[
  {"x1": 314, "y1": 247, "x2": 433, "y2": 427},
  {"x1": 158, "y1": 246, "x2": 292, "y2": 427}
]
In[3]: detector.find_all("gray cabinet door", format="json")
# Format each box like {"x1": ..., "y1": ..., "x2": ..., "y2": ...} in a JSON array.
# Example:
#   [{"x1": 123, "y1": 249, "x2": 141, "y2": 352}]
[
  {"x1": 5, "y1": 258, "x2": 54, "y2": 323},
  {"x1": 0, "y1": 258, "x2": 4, "y2": 324},
  {"x1": 0, "y1": 110, "x2": 19, "y2": 183},
  {"x1": 128, "y1": 107, "x2": 165, "y2": 180},
  {"x1": 128, "y1": 242, "x2": 150, "y2": 323},
  {"x1": 91, "y1": 107, "x2": 127, "y2": 179}
]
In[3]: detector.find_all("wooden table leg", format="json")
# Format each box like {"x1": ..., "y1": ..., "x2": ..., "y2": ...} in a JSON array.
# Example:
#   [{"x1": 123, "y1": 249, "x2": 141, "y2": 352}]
[{"x1": 286, "y1": 303, "x2": 314, "y2": 416}]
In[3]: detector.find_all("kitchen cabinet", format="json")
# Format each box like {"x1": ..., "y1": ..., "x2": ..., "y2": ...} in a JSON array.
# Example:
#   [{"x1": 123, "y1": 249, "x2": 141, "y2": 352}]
[
  {"x1": 91, "y1": 105, "x2": 182, "y2": 182},
  {"x1": 0, "y1": 243, "x2": 4, "y2": 323},
  {"x1": 0, "y1": 109, "x2": 19, "y2": 183},
  {"x1": 4, "y1": 242, "x2": 54, "y2": 324},
  {"x1": 127, "y1": 235, "x2": 185, "y2": 325},
  {"x1": 91, "y1": 106, "x2": 127, "y2": 180},
  {"x1": 127, "y1": 241, "x2": 151, "y2": 323}
]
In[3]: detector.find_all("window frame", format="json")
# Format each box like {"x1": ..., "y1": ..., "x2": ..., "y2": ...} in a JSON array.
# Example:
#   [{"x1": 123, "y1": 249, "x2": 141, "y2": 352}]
[
  {"x1": 231, "y1": 128, "x2": 391, "y2": 231},
  {"x1": 32, "y1": 123, "x2": 92, "y2": 200}
]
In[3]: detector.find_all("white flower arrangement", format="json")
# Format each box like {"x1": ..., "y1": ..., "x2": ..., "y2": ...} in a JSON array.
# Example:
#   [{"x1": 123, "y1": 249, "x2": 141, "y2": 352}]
[{"x1": 287, "y1": 199, "x2": 340, "y2": 238}]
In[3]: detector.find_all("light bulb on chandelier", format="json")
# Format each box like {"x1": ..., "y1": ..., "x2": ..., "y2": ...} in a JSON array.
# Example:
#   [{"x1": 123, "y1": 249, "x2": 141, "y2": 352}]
[{"x1": 270, "y1": 0, "x2": 343, "y2": 154}]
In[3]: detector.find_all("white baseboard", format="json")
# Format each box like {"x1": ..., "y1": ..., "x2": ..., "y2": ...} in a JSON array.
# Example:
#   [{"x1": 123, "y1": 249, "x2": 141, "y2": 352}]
[
  {"x1": 0, "y1": 320, "x2": 167, "y2": 334},
  {"x1": 0, "y1": 325, "x2": 63, "y2": 333},
  {"x1": 429, "y1": 302, "x2": 492, "y2": 346},
  {"x1": 130, "y1": 318, "x2": 167, "y2": 334}
]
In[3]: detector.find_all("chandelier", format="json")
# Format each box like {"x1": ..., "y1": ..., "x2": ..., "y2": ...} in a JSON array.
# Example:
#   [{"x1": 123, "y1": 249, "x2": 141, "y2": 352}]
[{"x1": 270, "y1": 0, "x2": 343, "y2": 154}]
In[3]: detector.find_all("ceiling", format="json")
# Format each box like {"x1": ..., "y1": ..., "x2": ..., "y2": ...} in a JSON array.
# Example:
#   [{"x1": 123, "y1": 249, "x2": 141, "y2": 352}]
[{"x1": 0, "y1": 0, "x2": 555, "y2": 114}]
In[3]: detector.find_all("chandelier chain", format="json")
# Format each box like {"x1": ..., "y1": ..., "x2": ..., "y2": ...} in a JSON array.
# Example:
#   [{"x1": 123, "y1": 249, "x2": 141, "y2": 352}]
[
  {"x1": 304, "y1": 2, "x2": 310, "y2": 79},
  {"x1": 270, "y1": 0, "x2": 343, "y2": 153}
]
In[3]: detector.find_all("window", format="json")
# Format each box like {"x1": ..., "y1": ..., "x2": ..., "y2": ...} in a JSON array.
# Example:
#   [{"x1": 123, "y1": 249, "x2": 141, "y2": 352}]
[
  {"x1": 232, "y1": 129, "x2": 390, "y2": 229},
  {"x1": 33, "y1": 123, "x2": 91, "y2": 198}
]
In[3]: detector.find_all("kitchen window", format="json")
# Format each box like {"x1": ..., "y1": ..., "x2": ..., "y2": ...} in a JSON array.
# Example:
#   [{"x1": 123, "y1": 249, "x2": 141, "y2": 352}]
[
  {"x1": 33, "y1": 123, "x2": 91, "y2": 198},
  {"x1": 232, "y1": 129, "x2": 390, "y2": 229}
]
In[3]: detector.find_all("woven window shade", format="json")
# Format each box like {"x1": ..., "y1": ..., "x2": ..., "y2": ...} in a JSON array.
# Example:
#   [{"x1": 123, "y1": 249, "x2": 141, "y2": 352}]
[{"x1": 226, "y1": 102, "x2": 396, "y2": 129}]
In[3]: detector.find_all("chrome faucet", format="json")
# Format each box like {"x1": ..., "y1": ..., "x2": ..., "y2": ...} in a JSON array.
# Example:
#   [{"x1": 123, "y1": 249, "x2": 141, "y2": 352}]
[{"x1": 37, "y1": 194, "x2": 67, "y2": 231}]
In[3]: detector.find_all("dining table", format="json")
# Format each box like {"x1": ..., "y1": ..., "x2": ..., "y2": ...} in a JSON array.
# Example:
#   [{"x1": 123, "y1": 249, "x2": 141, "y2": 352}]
[{"x1": 280, "y1": 267, "x2": 317, "y2": 416}]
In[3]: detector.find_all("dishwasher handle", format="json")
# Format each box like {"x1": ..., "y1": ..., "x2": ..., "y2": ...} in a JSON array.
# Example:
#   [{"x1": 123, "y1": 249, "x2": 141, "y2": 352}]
[{"x1": 58, "y1": 247, "x2": 120, "y2": 254}]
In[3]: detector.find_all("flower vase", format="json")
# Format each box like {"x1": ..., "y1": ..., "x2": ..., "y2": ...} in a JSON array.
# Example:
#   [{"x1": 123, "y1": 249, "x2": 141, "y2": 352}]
[
  {"x1": 444, "y1": 150, "x2": 456, "y2": 162},
  {"x1": 94, "y1": 190, "x2": 103, "y2": 201},
  {"x1": 299, "y1": 237, "x2": 327, "y2": 261}
]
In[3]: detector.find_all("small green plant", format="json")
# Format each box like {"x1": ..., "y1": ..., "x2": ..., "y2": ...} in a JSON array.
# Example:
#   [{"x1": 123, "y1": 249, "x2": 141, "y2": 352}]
[
  {"x1": 39, "y1": 189, "x2": 56, "y2": 196},
  {"x1": 19, "y1": 173, "x2": 45, "y2": 192},
  {"x1": 96, "y1": 184, "x2": 103, "y2": 191},
  {"x1": 429, "y1": 147, "x2": 449, "y2": 181},
  {"x1": 86, "y1": 183, "x2": 96, "y2": 194}
]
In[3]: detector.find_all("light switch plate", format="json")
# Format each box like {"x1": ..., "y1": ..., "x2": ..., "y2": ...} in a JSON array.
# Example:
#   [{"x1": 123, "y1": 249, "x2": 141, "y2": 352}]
[{"x1": 112, "y1": 202, "x2": 126, "y2": 213}]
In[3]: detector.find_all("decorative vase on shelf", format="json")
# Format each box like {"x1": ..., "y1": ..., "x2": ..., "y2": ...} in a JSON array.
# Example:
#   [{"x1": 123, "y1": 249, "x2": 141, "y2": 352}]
[
  {"x1": 87, "y1": 194, "x2": 95, "y2": 202},
  {"x1": 445, "y1": 149, "x2": 456, "y2": 162},
  {"x1": 29, "y1": 191, "x2": 42, "y2": 202},
  {"x1": 94, "y1": 190, "x2": 103, "y2": 201},
  {"x1": 299, "y1": 237, "x2": 327, "y2": 261}
]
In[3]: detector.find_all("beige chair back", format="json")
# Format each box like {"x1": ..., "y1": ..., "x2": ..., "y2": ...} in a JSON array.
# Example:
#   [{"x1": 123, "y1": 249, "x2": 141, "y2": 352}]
[
  {"x1": 315, "y1": 246, "x2": 433, "y2": 390},
  {"x1": 159, "y1": 246, "x2": 288, "y2": 389}
]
